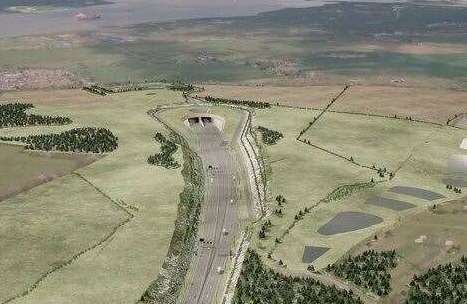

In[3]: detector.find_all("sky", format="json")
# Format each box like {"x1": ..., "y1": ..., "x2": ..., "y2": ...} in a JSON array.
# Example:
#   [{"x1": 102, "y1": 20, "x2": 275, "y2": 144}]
[{"x1": 0, "y1": 0, "x2": 315, "y2": 38}]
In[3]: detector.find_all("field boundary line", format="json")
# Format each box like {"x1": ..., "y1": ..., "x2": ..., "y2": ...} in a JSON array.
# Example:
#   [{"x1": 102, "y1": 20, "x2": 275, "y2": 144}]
[
  {"x1": 446, "y1": 112, "x2": 466, "y2": 127},
  {"x1": 1, "y1": 176, "x2": 134, "y2": 304},
  {"x1": 73, "y1": 172, "x2": 137, "y2": 216},
  {"x1": 298, "y1": 139, "x2": 380, "y2": 172},
  {"x1": 296, "y1": 85, "x2": 350, "y2": 141},
  {"x1": 325, "y1": 109, "x2": 444, "y2": 127}
]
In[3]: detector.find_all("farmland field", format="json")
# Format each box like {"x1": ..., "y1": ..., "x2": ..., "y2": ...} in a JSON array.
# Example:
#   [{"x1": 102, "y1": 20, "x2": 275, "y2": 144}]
[
  {"x1": 0, "y1": 89, "x2": 188, "y2": 304},
  {"x1": 0, "y1": 143, "x2": 98, "y2": 202},
  {"x1": 2, "y1": 2, "x2": 467, "y2": 86},
  {"x1": 1, "y1": 1, "x2": 467, "y2": 303},
  {"x1": 349, "y1": 198, "x2": 467, "y2": 303},
  {"x1": 251, "y1": 100, "x2": 465, "y2": 278}
]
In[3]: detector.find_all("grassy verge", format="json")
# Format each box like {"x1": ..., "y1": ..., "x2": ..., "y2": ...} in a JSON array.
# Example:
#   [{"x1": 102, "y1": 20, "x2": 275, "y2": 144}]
[{"x1": 140, "y1": 119, "x2": 204, "y2": 304}]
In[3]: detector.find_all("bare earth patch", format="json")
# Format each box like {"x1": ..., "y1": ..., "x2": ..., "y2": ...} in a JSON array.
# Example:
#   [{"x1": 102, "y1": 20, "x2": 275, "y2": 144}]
[
  {"x1": 347, "y1": 42, "x2": 467, "y2": 55},
  {"x1": 0, "y1": 69, "x2": 80, "y2": 91},
  {"x1": 0, "y1": 143, "x2": 99, "y2": 202},
  {"x1": 334, "y1": 86, "x2": 467, "y2": 124},
  {"x1": 0, "y1": 88, "x2": 107, "y2": 105}
]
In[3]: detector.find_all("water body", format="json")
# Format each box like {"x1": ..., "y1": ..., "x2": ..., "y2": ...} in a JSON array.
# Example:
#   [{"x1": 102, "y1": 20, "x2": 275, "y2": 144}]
[
  {"x1": 302, "y1": 246, "x2": 330, "y2": 263},
  {"x1": 318, "y1": 211, "x2": 383, "y2": 236},
  {"x1": 367, "y1": 196, "x2": 416, "y2": 211},
  {"x1": 0, "y1": 0, "x2": 315, "y2": 38},
  {"x1": 389, "y1": 186, "x2": 445, "y2": 201}
]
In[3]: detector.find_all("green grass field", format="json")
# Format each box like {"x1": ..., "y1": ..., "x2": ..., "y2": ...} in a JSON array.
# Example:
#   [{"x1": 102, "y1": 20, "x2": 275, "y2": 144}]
[
  {"x1": 0, "y1": 89, "x2": 189, "y2": 304},
  {"x1": 252, "y1": 107, "x2": 373, "y2": 262},
  {"x1": 0, "y1": 174, "x2": 129, "y2": 303},
  {"x1": 302, "y1": 112, "x2": 442, "y2": 171},
  {"x1": 0, "y1": 86, "x2": 465, "y2": 303},
  {"x1": 351, "y1": 198, "x2": 467, "y2": 304},
  {"x1": 252, "y1": 105, "x2": 465, "y2": 276},
  {"x1": 0, "y1": 143, "x2": 97, "y2": 201}
]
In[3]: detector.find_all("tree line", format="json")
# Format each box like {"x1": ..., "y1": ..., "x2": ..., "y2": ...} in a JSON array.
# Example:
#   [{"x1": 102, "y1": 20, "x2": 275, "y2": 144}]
[
  {"x1": 82, "y1": 85, "x2": 110, "y2": 96},
  {"x1": 233, "y1": 249, "x2": 363, "y2": 304},
  {"x1": 446, "y1": 184, "x2": 462, "y2": 194},
  {"x1": 406, "y1": 256, "x2": 467, "y2": 303},
  {"x1": 83, "y1": 84, "x2": 144, "y2": 95},
  {"x1": 0, "y1": 103, "x2": 71, "y2": 128},
  {"x1": 203, "y1": 96, "x2": 271, "y2": 109},
  {"x1": 168, "y1": 82, "x2": 194, "y2": 92},
  {"x1": 147, "y1": 132, "x2": 180, "y2": 169},
  {"x1": 327, "y1": 250, "x2": 398, "y2": 296},
  {"x1": 0, "y1": 127, "x2": 118, "y2": 153},
  {"x1": 257, "y1": 126, "x2": 284, "y2": 145}
]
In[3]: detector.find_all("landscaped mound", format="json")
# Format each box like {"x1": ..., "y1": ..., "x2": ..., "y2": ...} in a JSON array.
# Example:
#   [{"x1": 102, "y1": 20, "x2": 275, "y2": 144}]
[
  {"x1": 328, "y1": 250, "x2": 397, "y2": 296},
  {"x1": 148, "y1": 132, "x2": 180, "y2": 169},
  {"x1": 0, "y1": 103, "x2": 71, "y2": 128},
  {"x1": 406, "y1": 256, "x2": 467, "y2": 303},
  {"x1": 234, "y1": 249, "x2": 362, "y2": 304},
  {"x1": 0, "y1": 127, "x2": 118, "y2": 153},
  {"x1": 257, "y1": 126, "x2": 283, "y2": 145}
]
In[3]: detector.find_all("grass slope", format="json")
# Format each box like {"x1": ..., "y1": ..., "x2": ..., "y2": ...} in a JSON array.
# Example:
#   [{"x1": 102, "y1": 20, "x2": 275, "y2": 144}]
[
  {"x1": 0, "y1": 89, "x2": 187, "y2": 304},
  {"x1": 0, "y1": 174, "x2": 128, "y2": 303},
  {"x1": 0, "y1": 143, "x2": 97, "y2": 202},
  {"x1": 253, "y1": 105, "x2": 464, "y2": 275}
]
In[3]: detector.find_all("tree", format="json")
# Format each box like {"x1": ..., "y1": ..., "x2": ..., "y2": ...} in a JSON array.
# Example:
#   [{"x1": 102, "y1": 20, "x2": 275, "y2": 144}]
[
  {"x1": 1, "y1": 127, "x2": 118, "y2": 153},
  {"x1": 0, "y1": 103, "x2": 71, "y2": 128},
  {"x1": 328, "y1": 250, "x2": 398, "y2": 296},
  {"x1": 233, "y1": 249, "x2": 363, "y2": 304},
  {"x1": 257, "y1": 126, "x2": 284, "y2": 145}
]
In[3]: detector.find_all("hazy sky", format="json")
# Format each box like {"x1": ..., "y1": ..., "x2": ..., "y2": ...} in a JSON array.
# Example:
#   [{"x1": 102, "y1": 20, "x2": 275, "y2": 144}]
[{"x1": 0, "y1": 0, "x2": 314, "y2": 38}]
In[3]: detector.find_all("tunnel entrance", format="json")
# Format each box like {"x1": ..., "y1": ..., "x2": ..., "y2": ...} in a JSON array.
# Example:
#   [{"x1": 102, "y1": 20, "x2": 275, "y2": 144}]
[
  {"x1": 188, "y1": 117, "x2": 200, "y2": 126},
  {"x1": 185, "y1": 114, "x2": 224, "y2": 131},
  {"x1": 201, "y1": 117, "x2": 213, "y2": 124}
]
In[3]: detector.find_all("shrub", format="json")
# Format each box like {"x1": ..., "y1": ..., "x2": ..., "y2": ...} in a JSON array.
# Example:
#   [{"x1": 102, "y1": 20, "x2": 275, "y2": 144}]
[
  {"x1": 148, "y1": 132, "x2": 180, "y2": 169},
  {"x1": 257, "y1": 126, "x2": 283, "y2": 145}
]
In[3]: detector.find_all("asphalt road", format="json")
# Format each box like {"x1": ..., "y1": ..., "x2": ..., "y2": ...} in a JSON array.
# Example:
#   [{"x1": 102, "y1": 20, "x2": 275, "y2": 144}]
[{"x1": 184, "y1": 121, "x2": 242, "y2": 304}]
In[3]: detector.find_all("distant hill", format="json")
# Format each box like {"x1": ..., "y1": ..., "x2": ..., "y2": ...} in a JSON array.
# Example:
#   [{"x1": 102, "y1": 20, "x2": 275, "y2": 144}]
[{"x1": 0, "y1": 0, "x2": 113, "y2": 12}]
